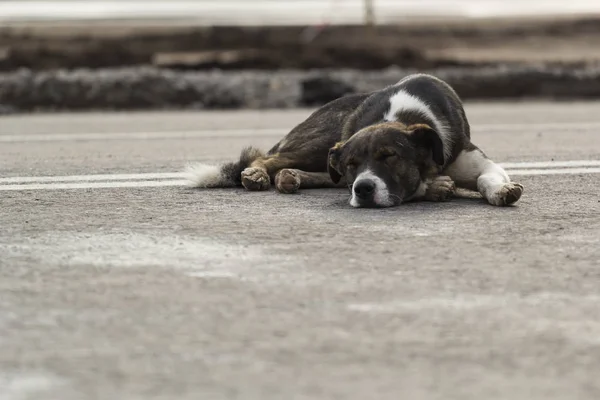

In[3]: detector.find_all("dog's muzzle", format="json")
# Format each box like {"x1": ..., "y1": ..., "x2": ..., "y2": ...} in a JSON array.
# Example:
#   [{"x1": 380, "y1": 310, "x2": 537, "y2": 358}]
[
  {"x1": 350, "y1": 169, "x2": 395, "y2": 208},
  {"x1": 353, "y1": 179, "x2": 376, "y2": 201}
]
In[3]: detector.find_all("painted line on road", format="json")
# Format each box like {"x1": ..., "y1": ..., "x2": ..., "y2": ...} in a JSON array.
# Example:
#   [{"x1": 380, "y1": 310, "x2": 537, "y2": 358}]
[
  {"x1": 0, "y1": 129, "x2": 285, "y2": 142},
  {"x1": 2, "y1": 160, "x2": 599, "y2": 191},
  {"x1": 0, "y1": 172, "x2": 182, "y2": 184},
  {"x1": 0, "y1": 180, "x2": 188, "y2": 191},
  {"x1": 500, "y1": 160, "x2": 600, "y2": 169},
  {"x1": 476, "y1": 121, "x2": 600, "y2": 131},
  {"x1": 504, "y1": 167, "x2": 600, "y2": 176},
  {"x1": 2, "y1": 121, "x2": 600, "y2": 143},
  {"x1": 2, "y1": 160, "x2": 598, "y2": 184}
]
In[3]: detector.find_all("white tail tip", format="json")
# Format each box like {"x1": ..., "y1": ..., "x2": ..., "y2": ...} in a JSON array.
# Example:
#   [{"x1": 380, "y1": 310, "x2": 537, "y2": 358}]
[{"x1": 184, "y1": 163, "x2": 225, "y2": 188}]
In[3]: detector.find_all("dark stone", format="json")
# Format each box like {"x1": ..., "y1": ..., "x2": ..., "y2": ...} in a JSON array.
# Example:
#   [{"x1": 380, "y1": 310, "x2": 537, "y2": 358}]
[
  {"x1": 2, "y1": 65, "x2": 600, "y2": 113},
  {"x1": 0, "y1": 104, "x2": 17, "y2": 114},
  {"x1": 301, "y1": 75, "x2": 356, "y2": 106}
]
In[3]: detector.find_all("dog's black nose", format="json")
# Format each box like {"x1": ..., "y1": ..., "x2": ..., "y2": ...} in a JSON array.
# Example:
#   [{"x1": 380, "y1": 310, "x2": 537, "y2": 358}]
[{"x1": 354, "y1": 179, "x2": 376, "y2": 199}]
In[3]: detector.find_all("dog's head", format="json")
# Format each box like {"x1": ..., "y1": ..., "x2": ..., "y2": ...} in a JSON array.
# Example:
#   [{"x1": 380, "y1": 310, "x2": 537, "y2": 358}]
[{"x1": 328, "y1": 122, "x2": 444, "y2": 208}]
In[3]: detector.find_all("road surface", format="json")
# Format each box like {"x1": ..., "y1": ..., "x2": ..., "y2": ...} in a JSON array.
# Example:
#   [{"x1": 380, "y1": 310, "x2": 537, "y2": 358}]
[{"x1": 1, "y1": 102, "x2": 600, "y2": 400}]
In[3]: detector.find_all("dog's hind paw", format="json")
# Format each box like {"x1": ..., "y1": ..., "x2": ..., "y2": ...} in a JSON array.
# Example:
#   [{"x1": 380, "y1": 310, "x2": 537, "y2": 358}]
[
  {"x1": 241, "y1": 167, "x2": 271, "y2": 191},
  {"x1": 487, "y1": 182, "x2": 523, "y2": 206},
  {"x1": 424, "y1": 175, "x2": 455, "y2": 202},
  {"x1": 275, "y1": 169, "x2": 301, "y2": 194}
]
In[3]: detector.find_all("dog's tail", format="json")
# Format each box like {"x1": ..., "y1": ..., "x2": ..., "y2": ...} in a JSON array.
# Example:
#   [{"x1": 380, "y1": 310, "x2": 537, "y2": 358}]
[{"x1": 184, "y1": 146, "x2": 265, "y2": 188}]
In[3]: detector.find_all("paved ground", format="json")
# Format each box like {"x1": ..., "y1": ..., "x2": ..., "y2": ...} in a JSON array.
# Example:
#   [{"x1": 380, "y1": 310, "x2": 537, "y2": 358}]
[{"x1": 1, "y1": 102, "x2": 600, "y2": 400}]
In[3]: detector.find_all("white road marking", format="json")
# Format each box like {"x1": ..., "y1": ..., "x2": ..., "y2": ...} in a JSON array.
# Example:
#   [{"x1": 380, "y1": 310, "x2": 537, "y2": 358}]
[
  {"x1": 187, "y1": 271, "x2": 238, "y2": 278},
  {"x1": 0, "y1": 180, "x2": 187, "y2": 191},
  {"x1": 0, "y1": 129, "x2": 285, "y2": 143},
  {"x1": 500, "y1": 160, "x2": 600, "y2": 169},
  {"x1": 476, "y1": 121, "x2": 600, "y2": 131},
  {"x1": 506, "y1": 167, "x2": 600, "y2": 176},
  {"x1": 1, "y1": 160, "x2": 599, "y2": 191},
  {"x1": 348, "y1": 293, "x2": 600, "y2": 313},
  {"x1": 0, "y1": 162, "x2": 596, "y2": 186},
  {"x1": 0, "y1": 373, "x2": 65, "y2": 400},
  {"x1": 2, "y1": 121, "x2": 600, "y2": 143},
  {"x1": 0, "y1": 172, "x2": 182, "y2": 184}
]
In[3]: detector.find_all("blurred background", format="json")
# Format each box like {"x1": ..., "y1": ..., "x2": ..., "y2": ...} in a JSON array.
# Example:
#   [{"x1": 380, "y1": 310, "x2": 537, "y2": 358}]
[
  {"x1": 1, "y1": 0, "x2": 600, "y2": 113},
  {"x1": 2, "y1": 0, "x2": 600, "y2": 25}
]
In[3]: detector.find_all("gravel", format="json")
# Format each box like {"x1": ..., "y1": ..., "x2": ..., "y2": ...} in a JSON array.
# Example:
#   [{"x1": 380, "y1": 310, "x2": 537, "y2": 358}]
[{"x1": 2, "y1": 65, "x2": 600, "y2": 113}]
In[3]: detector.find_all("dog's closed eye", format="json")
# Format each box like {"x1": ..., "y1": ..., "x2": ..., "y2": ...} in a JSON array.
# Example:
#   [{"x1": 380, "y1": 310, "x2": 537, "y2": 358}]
[
  {"x1": 345, "y1": 159, "x2": 359, "y2": 170},
  {"x1": 376, "y1": 150, "x2": 396, "y2": 161}
]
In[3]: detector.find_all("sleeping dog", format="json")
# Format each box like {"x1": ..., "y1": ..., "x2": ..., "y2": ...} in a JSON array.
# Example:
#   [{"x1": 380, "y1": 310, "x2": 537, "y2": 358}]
[{"x1": 186, "y1": 73, "x2": 523, "y2": 207}]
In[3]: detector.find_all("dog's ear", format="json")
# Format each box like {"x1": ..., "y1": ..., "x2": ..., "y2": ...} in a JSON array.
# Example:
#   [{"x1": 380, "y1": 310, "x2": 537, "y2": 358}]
[
  {"x1": 407, "y1": 124, "x2": 445, "y2": 166},
  {"x1": 327, "y1": 142, "x2": 344, "y2": 184}
]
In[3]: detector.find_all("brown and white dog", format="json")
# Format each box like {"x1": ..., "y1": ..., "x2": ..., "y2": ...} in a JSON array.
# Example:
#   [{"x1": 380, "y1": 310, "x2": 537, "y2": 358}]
[{"x1": 185, "y1": 73, "x2": 523, "y2": 208}]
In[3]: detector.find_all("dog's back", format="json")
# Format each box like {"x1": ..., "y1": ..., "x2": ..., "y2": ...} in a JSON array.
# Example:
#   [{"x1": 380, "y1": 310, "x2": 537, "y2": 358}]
[{"x1": 267, "y1": 93, "x2": 370, "y2": 161}]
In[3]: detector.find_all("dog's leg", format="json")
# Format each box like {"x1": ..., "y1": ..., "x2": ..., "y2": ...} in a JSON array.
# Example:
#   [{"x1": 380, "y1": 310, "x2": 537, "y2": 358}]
[
  {"x1": 241, "y1": 158, "x2": 271, "y2": 191},
  {"x1": 444, "y1": 146, "x2": 523, "y2": 206},
  {"x1": 241, "y1": 154, "x2": 298, "y2": 191},
  {"x1": 274, "y1": 169, "x2": 346, "y2": 194},
  {"x1": 423, "y1": 176, "x2": 456, "y2": 202},
  {"x1": 406, "y1": 175, "x2": 456, "y2": 202}
]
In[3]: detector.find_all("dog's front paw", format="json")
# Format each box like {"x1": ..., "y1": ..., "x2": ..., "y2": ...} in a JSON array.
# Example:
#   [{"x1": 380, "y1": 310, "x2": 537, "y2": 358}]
[
  {"x1": 241, "y1": 167, "x2": 270, "y2": 191},
  {"x1": 424, "y1": 176, "x2": 455, "y2": 202},
  {"x1": 275, "y1": 169, "x2": 301, "y2": 194},
  {"x1": 487, "y1": 182, "x2": 523, "y2": 206}
]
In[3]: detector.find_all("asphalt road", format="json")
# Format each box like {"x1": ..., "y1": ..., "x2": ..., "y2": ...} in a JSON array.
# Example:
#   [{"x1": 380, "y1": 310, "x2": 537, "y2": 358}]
[{"x1": 1, "y1": 102, "x2": 600, "y2": 400}]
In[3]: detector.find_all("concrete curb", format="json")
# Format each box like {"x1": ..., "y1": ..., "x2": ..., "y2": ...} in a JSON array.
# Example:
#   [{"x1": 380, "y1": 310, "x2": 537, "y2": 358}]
[{"x1": 1, "y1": 65, "x2": 600, "y2": 113}]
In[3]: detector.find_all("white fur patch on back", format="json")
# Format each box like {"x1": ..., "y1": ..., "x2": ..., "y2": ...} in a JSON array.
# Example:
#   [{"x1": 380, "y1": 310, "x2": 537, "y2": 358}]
[
  {"x1": 184, "y1": 163, "x2": 227, "y2": 188},
  {"x1": 383, "y1": 89, "x2": 452, "y2": 164},
  {"x1": 383, "y1": 89, "x2": 431, "y2": 123}
]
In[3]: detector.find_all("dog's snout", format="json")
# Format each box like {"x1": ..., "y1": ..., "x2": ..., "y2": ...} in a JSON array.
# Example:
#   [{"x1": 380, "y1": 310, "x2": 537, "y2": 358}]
[{"x1": 354, "y1": 179, "x2": 376, "y2": 199}]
